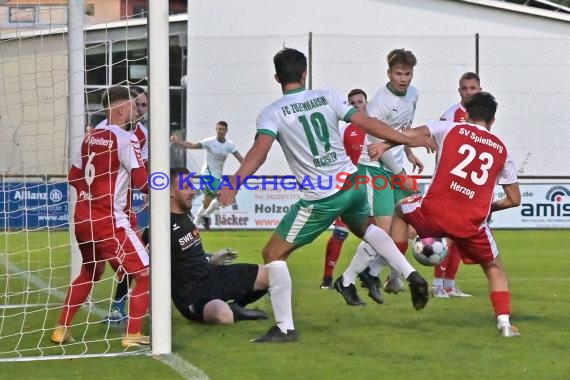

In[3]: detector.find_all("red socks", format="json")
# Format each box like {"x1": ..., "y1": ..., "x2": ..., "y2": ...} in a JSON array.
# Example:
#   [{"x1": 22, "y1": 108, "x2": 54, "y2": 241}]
[
  {"x1": 490, "y1": 291, "x2": 511, "y2": 316},
  {"x1": 126, "y1": 273, "x2": 150, "y2": 334},
  {"x1": 323, "y1": 236, "x2": 343, "y2": 278},
  {"x1": 434, "y1": 242, "x2": 461, "y2": 279},
  {"x1": 58, "y1": 268, "x2": 95, "y2": 326}
]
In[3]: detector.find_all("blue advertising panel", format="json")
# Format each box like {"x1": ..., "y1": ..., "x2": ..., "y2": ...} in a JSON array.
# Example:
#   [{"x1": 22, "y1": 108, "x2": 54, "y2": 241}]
[
  {"x1": 2, "y1": 180, "x2": 568, "y2": 231},
  {"x1": 0, "y1": 182, "x2": 149, "y2": 231},
  {"x1": 0, "y1": 181, "x2": 69, "y2": 230},
  {"x1": 132, "y1": 190, "x2": 149, "y2": 230}
]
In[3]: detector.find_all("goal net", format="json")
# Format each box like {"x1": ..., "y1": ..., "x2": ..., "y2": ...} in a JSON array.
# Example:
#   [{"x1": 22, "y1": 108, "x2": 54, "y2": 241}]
[{"x1": 0, "y1": 1, "x2": 154, "y2": 361}]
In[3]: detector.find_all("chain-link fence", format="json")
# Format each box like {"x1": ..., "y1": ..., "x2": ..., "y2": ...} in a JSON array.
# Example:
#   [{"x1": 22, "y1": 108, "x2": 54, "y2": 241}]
[
  {"x1": 1, "y1": 32, "x2": 568, "y2": 178},
  {"x1": 186, "y1": 33, "x2": 570, "y2": 178}
]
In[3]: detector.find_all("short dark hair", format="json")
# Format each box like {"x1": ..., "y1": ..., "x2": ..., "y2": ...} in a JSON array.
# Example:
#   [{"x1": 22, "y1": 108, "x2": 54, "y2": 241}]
[
  {"x1": 217, "y1": 121, "x2": 228, "y2": 128},
  {"x1": 273, "y1": 48, "x2": 307, "y2": 85},
  {"x1": 101, "y1": 86, "x2": 132, "y2": 109},
  {"x1": 170, "y1": 167, "x2": 191, "y2": 187},
  {"x1": 130, "y1": 86, "x2": 146, "y2": 95},
  {"x1": 387, "y1": 49, "x2": 417, "y2": 69},
  {"x1": 347, "y1": 88, "x2": 367, "y2": 100},
  {"x1": 459, "y1": 72, "x2": 480, "y2": 84},
  {"x1": 465, "y1": 92, "x2": 497, "y2": 123}
]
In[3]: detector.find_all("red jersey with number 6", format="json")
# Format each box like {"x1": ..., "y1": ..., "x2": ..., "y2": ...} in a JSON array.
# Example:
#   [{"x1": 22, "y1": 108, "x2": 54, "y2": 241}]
[
  {"x1": 69, "y1": 125, "x2": 148, "y2": 237},
  {"x1": 420, "y1": 121, "x2": 517, "y2": 238}
]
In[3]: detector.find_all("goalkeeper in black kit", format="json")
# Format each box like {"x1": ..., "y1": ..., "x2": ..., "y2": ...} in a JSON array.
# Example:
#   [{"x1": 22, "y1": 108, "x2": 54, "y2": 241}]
[{"x1": 168, "y1": 167, "x2": 269, "y2": 324}]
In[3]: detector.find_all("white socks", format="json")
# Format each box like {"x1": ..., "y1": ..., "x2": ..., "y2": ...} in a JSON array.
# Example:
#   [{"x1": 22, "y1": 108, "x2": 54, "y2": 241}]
[
  {"x1": 432, "y1": 277, "x2": 444, "y2": 287},
  {"x1": 362, "y1": 224, "x2": 415, "y2": 279},
  {"x1": 497, "y1": 314, "x2": 511, "y2": 328},
  {"x1": 265, "y1": 260, "x2": 294, "y2": 332},
  {"x1": 342, "y1": 241, "x2": 376, "y2": 286},
  {"x1": 193, "y1": 205, "x2": 206, "y2": 225},
  {"x1": 443, "y1": 279, "x2": 456, "y2": 289},
  {"x1": 367, "y1": 256, "x2": 387, "y2": 277},
  {"x1": 342, "y1": 225, "x2": 415, "y2": 285},
  {"x1": 204, "y1": 199, "x2": 219, "y2": 217}
]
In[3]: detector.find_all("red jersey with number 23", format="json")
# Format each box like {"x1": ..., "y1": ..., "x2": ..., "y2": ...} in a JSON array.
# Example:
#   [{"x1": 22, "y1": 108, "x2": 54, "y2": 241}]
[
  {"x1": 420, "y1": 121, "x2": 517, "y2": 238},
  {"x1": 69, "y1": 125, "x2": 147, "y2": 237}
]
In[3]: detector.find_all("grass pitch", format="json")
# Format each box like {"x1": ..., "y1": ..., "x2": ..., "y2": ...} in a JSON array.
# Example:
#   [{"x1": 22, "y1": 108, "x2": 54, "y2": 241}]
[{"x1": 2, "y1": 229, "x2": 569, "y2": 379}]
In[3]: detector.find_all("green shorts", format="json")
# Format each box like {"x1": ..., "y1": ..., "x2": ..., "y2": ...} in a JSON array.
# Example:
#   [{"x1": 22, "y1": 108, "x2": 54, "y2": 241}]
[
  {"x1": 361, "y1": 165, "x2": 414, "y2": 217},
  {"x1": 201, "y1": 176, "x2": 221, "y2": 197},
  {"x1": 275, "y1": 170, "x2": 370, "y2": 246}
]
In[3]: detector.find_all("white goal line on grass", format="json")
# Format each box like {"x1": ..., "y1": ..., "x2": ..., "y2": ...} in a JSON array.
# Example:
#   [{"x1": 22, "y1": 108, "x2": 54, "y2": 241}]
[
  {"x1": 1, "y1": 257, "x2": 208, "y2": 380},
  {"x1": 1, "y1": 257, "x2": 105, "y2": 317},
  {"x1": 0, "y1": 303, "x2": 60, "y2": 310}
]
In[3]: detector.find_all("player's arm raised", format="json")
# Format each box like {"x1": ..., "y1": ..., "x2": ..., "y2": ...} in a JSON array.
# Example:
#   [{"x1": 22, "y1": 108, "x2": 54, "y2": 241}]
[
  {"x1": 366, "y1": 125, "x2": 435, "y2": 161},
  {"x1": 233, "y1": 134, "x2": 273, "y2": 179},
  {"x1": 170, "y1": 134, "x2": 202, "y2": 149},
  {"x1": 351, "y1": 112, "x2": 435, "y2": 152}
]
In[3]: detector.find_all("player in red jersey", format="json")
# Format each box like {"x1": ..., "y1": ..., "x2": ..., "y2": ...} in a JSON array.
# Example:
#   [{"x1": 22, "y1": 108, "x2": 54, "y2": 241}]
[
  {"x1": 439, "y1": 72, "x2": 481, "y2": 124},
  {"x1": 386, "y1": 92, "x2": 522, "y2": 337},
  {"x1": 102, "y1": 86, "x2": 150, "y2": 323},
  {"x1": 131, "y1": 86, "x2": 149, "y2": 170},
  {"x1": 51, "y1": 86, "x2": 151, "y2": 348},
  {"x1": 93, "y1": 86, "x2": 148, "y2": 169},
  {"x1": 433, "y1": 72, "x2": 482, "y2": 298},
  {"x1": 320, "y1": 89, "x2": 367, "y2": 289}
]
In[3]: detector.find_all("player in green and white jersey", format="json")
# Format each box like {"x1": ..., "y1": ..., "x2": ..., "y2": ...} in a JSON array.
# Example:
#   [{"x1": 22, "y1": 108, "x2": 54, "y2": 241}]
[
  {"x1": 171, "y1": 121, "x2": 243, "y2": 229},
  {"x1": 348, "y1": 49, "x2": 426, "y2": 298},
  {"x1": 219, "y1": 48, "x2": 434, "y2": 343}
]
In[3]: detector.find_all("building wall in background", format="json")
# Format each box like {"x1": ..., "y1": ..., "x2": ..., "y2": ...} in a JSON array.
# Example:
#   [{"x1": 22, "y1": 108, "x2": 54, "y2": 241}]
[{"x1": 185, "y1": 0, "x2": 569, "y2": 177}]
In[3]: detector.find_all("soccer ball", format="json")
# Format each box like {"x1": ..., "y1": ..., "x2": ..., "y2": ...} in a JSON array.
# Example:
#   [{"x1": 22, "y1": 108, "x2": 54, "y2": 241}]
[{"x1": 412, "y1": 237, "x2": 448, "y2": 266}]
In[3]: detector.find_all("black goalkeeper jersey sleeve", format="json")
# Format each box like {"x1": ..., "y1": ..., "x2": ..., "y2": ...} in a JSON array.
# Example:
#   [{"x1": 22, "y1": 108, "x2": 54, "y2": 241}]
[{"x1": 170, "y1": 212, "x2": 211, "y2": 305}]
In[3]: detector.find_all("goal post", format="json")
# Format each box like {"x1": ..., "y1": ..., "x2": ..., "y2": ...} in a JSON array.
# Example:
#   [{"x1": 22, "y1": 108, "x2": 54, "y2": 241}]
[
  {"x1": 0, "y1": 0, "x2": 172, "y2": 361},
  {"x1": 68, "y1": 0, "x2": 85, "y2": 283},
  {"x1": 148, "y1": 0, "x2": 172, "y2": 356}
]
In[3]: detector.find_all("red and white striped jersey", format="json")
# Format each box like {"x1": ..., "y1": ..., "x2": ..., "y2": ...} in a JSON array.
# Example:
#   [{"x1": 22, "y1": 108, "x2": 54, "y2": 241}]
[
  {"x1": 69, "y1": 124, "x2": 147, "y2": 236},
  {"x1": 96, "y1": 119, "x2": 148, "y2": 166},
  {"x1": 132, "y1": 122, "x2": 149, "y2": 166}
]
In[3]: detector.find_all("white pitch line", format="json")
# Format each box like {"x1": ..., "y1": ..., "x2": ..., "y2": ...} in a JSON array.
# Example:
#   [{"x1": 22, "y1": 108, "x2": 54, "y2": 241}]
[
  {"x1": 2, "y1": 257, "x2": 208, "y2": 379},
  {"x1": 155, "y1": 353, "x2": 210, "y2": 380}
]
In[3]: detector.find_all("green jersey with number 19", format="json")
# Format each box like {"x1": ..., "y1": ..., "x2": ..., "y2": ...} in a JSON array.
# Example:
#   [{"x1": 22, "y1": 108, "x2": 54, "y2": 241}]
[{"x1": 256, "y1": 88, "x2": 357, "y2": 200}]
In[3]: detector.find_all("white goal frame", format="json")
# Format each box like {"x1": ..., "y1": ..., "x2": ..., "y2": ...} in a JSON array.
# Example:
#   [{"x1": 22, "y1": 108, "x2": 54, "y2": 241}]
[
  {"x1": 148, "y1": 0, "x2": 172, "y2": 356},
  {"x1": 0, "y1": 0, "x2": 171, "y2": 361}
]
